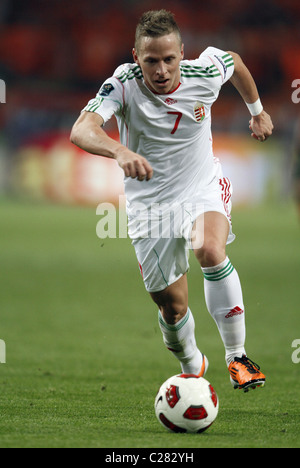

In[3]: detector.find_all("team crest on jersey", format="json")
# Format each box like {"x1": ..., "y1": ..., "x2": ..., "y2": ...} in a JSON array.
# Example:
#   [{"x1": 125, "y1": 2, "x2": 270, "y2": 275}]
[
  {"x1": 194, "y1": 101, "x2": 205, "y2": 122},
  {"x1": 100, "y1": 83, "x2": 115, "y2": 97}
]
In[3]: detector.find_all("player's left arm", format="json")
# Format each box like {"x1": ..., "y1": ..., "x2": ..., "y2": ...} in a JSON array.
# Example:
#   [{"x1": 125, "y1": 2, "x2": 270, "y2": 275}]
[{"x1": 228, "y1": 51, "x2": 274, "y2": 142}]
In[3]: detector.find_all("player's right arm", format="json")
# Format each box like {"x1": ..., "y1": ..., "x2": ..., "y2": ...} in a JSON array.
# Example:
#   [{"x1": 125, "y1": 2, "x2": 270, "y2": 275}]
[
  {"x1": 70, "y1": 111, "x2": 153, "y2": 182},
  {"x1": 228, "y1": 52, "x2": 274, "y2": 142}
]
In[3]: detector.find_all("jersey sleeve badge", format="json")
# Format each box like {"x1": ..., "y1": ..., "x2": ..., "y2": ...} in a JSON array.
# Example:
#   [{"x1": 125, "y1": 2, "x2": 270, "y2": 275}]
[{"x1": 99, "y1": 83, "x2": 115, "y2": 97}]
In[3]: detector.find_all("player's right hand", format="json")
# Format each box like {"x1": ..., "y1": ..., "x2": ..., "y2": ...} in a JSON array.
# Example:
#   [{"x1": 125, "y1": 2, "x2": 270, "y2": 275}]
[{"x1": 116, "y1": 149, "x2": 153, "y2": 182}]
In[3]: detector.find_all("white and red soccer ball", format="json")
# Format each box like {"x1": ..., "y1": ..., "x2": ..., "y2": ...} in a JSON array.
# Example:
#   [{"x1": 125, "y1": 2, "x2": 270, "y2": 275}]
[{"x1": 154, "y1": 375, "x2": 219, "y2": 433}]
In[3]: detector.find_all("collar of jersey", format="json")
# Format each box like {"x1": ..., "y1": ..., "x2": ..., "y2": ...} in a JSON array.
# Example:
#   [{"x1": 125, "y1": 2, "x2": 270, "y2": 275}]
[{"x1": 146, "y1": 81, "x2": 182, "y2": 96}]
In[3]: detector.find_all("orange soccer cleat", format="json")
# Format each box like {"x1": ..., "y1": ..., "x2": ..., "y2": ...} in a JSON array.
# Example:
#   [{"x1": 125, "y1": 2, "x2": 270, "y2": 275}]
[{"x1": 228, "y1": 355, "x2": 266, "y2": 392}]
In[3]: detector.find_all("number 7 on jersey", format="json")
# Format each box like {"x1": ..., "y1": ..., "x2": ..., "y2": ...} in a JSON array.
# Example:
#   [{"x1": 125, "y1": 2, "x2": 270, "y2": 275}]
[{"x1": 167, "y1": 111, "x2": 183, "y2": 134}]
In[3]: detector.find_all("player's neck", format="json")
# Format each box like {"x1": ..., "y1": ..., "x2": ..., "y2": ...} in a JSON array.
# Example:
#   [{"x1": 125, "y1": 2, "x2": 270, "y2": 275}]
[{"x1": 146, "y1": 80, "x2": 181, "y2": 96}]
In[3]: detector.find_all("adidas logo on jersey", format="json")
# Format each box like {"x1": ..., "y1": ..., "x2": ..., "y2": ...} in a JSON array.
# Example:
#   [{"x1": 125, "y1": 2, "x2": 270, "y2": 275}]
[
  {"x1": 225, "y1": 306, "x2": 244, "y2": 319},
  {"x1": 164, "y1": 97, "x2": 177, "y2": 105}
]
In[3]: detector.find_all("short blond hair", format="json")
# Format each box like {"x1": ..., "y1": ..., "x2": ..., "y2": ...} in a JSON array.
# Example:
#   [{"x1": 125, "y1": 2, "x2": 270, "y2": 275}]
[{"x1": 135, "y1": 10, "x2": 182, "y2": 53}]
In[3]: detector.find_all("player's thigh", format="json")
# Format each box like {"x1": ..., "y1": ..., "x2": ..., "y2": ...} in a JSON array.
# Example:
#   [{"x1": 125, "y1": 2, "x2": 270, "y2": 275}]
[{"x1": 193, "y1": 211, "x2": 230, "y2": 267}]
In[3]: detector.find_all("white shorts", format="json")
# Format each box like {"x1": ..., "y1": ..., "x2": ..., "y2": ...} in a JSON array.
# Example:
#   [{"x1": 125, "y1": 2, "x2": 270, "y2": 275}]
[{"x1": 130, "y1": 176, "x2": 235, "y2": 293}]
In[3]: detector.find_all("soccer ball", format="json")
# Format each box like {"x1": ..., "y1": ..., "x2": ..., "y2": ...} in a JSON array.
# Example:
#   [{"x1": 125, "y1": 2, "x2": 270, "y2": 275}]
[{"x1": 154, "y1": 374, "x2": 219, "y2": 433}]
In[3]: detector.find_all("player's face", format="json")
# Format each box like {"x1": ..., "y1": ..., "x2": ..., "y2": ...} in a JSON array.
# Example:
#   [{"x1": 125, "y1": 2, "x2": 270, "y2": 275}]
[{"x1": 133, "y1": 33, "x2": 184, "y2": 95}]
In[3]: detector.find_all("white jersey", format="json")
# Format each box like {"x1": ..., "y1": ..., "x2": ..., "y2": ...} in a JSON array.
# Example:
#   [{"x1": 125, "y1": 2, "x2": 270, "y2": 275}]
[{"x1": 83, "y1": 47, "x2": 234, "y2": 217}]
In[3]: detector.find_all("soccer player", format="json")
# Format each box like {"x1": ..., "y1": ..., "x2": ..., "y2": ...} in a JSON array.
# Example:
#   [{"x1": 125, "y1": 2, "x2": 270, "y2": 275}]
[{"x1": 71, "y1": 10, "x2": 273, "y2": 392}]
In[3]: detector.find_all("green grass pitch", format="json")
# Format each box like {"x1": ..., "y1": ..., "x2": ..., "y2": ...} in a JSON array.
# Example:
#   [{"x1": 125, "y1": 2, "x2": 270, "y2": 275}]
[{"x1": 0, "y1": 198, "x2": 299, "y2": 448}]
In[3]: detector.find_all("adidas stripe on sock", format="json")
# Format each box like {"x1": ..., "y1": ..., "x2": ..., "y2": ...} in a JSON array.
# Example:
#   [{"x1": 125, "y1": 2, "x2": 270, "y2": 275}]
[{"x1": 202, "y1": 257, "x2": 234, "y2": 281}]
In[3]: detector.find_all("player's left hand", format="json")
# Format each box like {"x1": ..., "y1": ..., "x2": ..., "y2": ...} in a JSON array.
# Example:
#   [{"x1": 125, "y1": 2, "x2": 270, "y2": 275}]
[{"x1": 249, "y1": 110, "x2": 274, "y2": 142}]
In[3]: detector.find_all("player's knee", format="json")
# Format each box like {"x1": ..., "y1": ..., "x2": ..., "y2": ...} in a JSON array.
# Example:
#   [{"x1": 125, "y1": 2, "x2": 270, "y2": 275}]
[
  {"x1": 195, "y1": 241, "x2": 226, "y2": 268},
  {"x1": 160, "y1": 302, "x2": 188, "y2": 325},
  {"x1": 151, "y1": 292, "x2": 188, "y2": 325},
  {"x1": 150, "y1": 275, "x2": 188, "y2": 325}
]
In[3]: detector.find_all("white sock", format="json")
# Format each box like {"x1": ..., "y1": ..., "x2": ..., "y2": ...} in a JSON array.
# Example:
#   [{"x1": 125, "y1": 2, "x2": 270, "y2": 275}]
[
  {"x1": 158, "y1": 308, "x2": 203, "y2": 374},
  {"x1": 202, "y1": 257, "x2": 246, "y2": 367}
]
